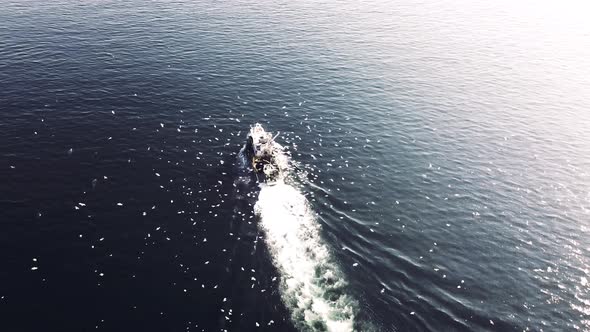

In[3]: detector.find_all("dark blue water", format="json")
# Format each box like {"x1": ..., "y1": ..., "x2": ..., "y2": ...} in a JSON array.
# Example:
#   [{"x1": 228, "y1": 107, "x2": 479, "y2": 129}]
[{"x1": 2, "y1": 0, "x2": 590, "y2": 331}]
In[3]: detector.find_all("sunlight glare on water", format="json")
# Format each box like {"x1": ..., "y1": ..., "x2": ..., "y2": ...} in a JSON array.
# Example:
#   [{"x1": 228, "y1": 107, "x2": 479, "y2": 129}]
[{"x1": 0, "y1": 0, "x2": 589, "y2": 330}]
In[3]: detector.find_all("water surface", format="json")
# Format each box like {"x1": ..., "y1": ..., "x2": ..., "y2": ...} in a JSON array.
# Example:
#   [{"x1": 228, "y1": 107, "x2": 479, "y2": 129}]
[{"x1": 1, "y1": 0, "x2": 590, "y2": 331}]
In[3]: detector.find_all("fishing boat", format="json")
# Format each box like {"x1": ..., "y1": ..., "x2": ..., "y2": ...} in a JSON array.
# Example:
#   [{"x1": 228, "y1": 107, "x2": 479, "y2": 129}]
[{"x1": 245, "y1": 123, "x2": 281, "y2": 180}]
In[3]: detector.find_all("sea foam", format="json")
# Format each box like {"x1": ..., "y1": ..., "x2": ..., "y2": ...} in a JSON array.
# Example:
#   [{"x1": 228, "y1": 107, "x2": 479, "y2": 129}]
[{"x1": 251, "y1": 138, "x2": 357, "y2": 331}]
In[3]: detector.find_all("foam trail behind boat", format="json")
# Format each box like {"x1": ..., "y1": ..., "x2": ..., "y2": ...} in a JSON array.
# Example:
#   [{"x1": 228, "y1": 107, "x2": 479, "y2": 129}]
[{"x1": 251, "y1": 139, "x2": 358, "y2": 331}]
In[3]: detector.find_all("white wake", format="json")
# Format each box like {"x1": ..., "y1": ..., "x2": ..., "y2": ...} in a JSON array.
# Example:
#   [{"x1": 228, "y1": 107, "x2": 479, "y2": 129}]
[{"x1": 252, "y1": 141, "x2": 357, "y2": 331}]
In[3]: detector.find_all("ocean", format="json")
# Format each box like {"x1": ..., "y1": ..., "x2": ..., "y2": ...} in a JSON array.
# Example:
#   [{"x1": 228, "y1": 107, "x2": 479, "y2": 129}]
[{"x1": 1, "y1": 0, "x2": 589, "y2": 331}]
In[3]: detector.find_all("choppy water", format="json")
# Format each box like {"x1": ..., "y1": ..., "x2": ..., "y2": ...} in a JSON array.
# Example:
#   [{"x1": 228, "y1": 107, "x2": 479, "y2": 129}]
[{"x1": 1, "y1": 0, "x2": 590, "y2": 331}]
